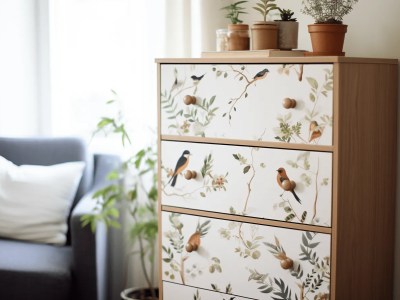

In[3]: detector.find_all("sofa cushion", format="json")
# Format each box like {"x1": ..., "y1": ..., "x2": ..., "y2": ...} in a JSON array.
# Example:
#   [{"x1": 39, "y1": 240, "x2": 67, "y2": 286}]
[
  {"x1": 0, "y1": 156, "x2": 85, "y2": 245},
  {"x1": 0, "y1": 239, "x2": 72, "y2": 300}
]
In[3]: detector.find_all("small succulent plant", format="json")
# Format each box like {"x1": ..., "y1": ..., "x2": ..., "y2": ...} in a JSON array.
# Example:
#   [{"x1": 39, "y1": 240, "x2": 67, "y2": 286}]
[
  {"x1": 221, "y1": 1, "x2": 248, "y2": 24},
  {"x1": 278, "y1": 8, "x2": 297, "y2": 21},
  {"x1": 301, "y1": 0, "x2": 358, "y2": 24},
  {"x1": 253, "y1": 0, "x2": 279, "y2": 22}
]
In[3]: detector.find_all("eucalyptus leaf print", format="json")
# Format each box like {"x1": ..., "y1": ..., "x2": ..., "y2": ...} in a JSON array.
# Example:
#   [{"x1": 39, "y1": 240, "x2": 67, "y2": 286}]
[
  {"x1": 277, "y1": 64, "x2": 304, "y2": 81},
  {"x1": 162, "y1": 214, "x2": 214, "y2": 285},
  {"x1": 274, "y1": 67, "x2": 333, "y2": 145},
  {"x1": 213, "y1": 65, "x2": 270, "y2": 123},
  {"x1": 162, "y1": 151, "x2": 229, "y2": 200},
  {"x1": 161, "y1": 64, "x2": 333, "y2": 145},
  {"x1": 246, "y1": 233, "x2": 330, "y2": 299},
  {"x1": 161, "y1": 65, "x2": 220, "y2": 137},
  {"x1": 275, "y1": 152, "x2": 330, "y2": 226}
]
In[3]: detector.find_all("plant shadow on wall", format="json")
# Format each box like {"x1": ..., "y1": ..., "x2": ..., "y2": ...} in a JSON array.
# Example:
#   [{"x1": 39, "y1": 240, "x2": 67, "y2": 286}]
[{"x1": 81, "y1": 90, "x2": 159, "y2": 300}]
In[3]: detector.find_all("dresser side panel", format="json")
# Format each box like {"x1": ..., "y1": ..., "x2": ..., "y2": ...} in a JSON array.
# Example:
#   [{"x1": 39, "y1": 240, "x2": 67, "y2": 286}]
[{"x1": 335, "y1": 62, "x2": 398, "y2": 299}]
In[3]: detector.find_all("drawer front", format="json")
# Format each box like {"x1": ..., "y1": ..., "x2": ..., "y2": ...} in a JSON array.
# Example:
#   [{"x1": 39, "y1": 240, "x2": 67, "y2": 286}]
[
  {"x1": 161, "y1": 141, "x2": 332, "y2": 227},
  {"x1": 162, "y1": 212, "x2": 331, "y2": 300},
  {"x1": 163, "y1": 282, "x2": 249, "y2": 300},
  {"x1": 160, "y1": 63, "x2": 333, "y2": 145}
]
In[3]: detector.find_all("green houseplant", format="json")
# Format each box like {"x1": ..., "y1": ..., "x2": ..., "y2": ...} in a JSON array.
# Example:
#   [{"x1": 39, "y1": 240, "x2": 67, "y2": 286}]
[
  {"x1": 301, "y1": 0, "x2": 359, "y2": 55},
  {"x1": 275, "y1": 8, "x2": 299, "y2": 50},
  {"x1": 221, "y1": 1, "x2": 250, "y2": 51},
  {"x1": 81, "y1": 92, "x2": 158, "y2": 300},
  {"x1": 251, "y1": 0, "x2": 279, "y2": 50}
]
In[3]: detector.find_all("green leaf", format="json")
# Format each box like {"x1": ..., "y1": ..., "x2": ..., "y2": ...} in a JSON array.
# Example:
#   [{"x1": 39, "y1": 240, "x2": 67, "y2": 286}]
[
  {"x1": 253, "y1": 6, "x2": 265, "y2": 15},
  {"x1": 285, "y1": 213, "x2": 295, "y2": 221},
  {"x1": 308, "y1": 242, "x2": 320, "y2": 249},
  {"x1": 306, "y1": 77, "x2": 318, "y2": 90},
  {"x1": 301, "y1": 211, "x2": 307, "y2": 223},
  {"x1": 302, "y1": 234, "x2": 309, "y2": 247},
  {"x1": 284, "y1": 206, "x2": 292, "y2": 213},
  {"x1": 243, "y1": 165, "x2": 251, "y2": 174}
]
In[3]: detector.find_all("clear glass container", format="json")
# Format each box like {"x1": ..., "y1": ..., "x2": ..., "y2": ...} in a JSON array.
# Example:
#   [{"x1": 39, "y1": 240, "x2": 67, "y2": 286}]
[{"x1": 216, "y1": 29, "x2": 228, "y2": 52}]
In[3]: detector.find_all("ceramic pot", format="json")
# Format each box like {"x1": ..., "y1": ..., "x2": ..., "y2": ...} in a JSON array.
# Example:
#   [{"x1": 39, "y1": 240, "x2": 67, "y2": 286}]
[
  {"x1": 251, "y1": 22, "x2": 278, "y2": 50},
  {"x1": 275, "y1": 21, "x2": 299, "y2": 50},
  {"x1": 227, "y1": 24, "x2": 250, "y2": 51},
  {"x1": 307, "y1": 24, "x2": 348, "y2": 56},
  {"x1": 121, "y1": 287, "x2": 159, "y2": 300}
]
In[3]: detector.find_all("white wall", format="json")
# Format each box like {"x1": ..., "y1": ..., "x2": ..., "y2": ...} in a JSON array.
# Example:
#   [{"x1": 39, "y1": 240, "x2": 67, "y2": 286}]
[{"x1": 0, "y1": 0, "x2": 41, "y2": 136}]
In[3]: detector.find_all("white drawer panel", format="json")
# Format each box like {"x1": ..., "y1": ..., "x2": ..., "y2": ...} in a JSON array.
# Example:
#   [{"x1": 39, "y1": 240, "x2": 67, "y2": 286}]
[
  {"x1": 160, "y1": 64, "x2": 333, "y2": 146},
  {"x1": 163, "y1": 282, "x2": 249, "y2": 300},
  {"x1": 161, "y1": 141, "x2": 332, "y2": 227},
  {"x1": 162, "y1": 212, "x2": 331, "y2": 300}
]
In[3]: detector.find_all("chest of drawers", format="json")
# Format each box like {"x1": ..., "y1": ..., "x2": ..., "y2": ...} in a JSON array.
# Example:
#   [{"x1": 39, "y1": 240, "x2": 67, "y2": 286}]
[{"x1": 157, "y1": 57, "x2": 398, "y2": 300}]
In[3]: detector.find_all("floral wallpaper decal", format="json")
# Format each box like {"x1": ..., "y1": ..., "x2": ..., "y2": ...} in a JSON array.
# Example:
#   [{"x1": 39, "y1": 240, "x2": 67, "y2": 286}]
[
  {"x1": 162, "y1": 153, "x2": 229, "y2": 200},
  {"x1": 246, "y1": 233, "x2": 330, "y2": 300},
  {"x1": 193, "y1": 286, "x2": 237, "y2": 300},
  {"x1": 275, "y1": 152, "x2": 329, "y2": 225},
  {"x1": 162, "y1": 67, "x2": 220, "y2": 137},
  {"x1": 278, "y1": 64, "x2": 304, "y2": 81},
  {"x1": 219, "y1": 222, "x2": 264, "y2": 261},
  {"x1": 212, "y1": 65, "x2": 270, "y2": 123},
  {"x1": 274, "y1": 67, "x2": 333, "y2": 145},
  {"x1": 162, "y1": 64, "x2": 333, "y2": 145},
  {"x1": 162, "y1": 214, "x2": 215, "y2": 285}
]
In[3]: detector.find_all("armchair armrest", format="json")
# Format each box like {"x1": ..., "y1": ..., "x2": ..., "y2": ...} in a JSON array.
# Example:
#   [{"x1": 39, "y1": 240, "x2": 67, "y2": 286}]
[{"x1": 70, "y1": 154, "x2": 121, "y2": 300}]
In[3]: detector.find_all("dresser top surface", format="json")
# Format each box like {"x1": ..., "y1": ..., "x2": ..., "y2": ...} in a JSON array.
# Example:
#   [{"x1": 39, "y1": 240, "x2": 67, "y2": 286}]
[{"x1": 156, "y1": 56, "x2": 398, "y2": 65}]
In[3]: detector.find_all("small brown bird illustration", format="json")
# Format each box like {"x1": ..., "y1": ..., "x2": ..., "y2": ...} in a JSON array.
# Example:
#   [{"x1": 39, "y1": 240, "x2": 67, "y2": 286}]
[
  {"x1": 168, "y1": 150, "x2": 190, "y2": 187},
  {"x1": 276, "y1": 167, "x2": 301, "y2": 203},
  {"x1": 253, "y1": 68, "x2": 269, "y2": 81},
  {"x1": 309, "y1": 121, "x2": 322, "y2": 143}
]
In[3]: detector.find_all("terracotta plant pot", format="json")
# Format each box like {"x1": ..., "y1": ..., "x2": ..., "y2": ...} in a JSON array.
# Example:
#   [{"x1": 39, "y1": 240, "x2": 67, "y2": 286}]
[
  {"x1": 275, "y1": 21, "x2": 299, "y2": 50},
  {"x1": 121, "y1": 287, "x2": 159, "y2": 300},
  {"x1": 307, "y1": 24, "x2": 348, "y2": 56},
  {"x1": 227, "y1": 24, "x2": 250, "y2": 51},
  {"x1": 251, "y1": 22, "x2": 278, "y2": 50}
]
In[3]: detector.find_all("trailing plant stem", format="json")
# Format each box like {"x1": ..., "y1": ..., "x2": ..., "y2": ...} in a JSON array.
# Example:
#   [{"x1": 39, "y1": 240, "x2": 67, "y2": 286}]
[{"x1": 130, "y1": 210, "x2": 156, "y2": 299}]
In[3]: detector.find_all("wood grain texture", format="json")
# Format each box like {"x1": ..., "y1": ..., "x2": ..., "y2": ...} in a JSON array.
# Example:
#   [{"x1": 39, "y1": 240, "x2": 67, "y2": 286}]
[
  {"x1": 162, "y1": 205, "x2": 332, "y2": 234},
  {"x1": 329, "y1": 62, "x2": 341, "y2": 300},
  {"x1": 334, "y1": 62, "x2": 398, "y2": 299},
  {"x1": 157, "y1": 63, "x2": 164, "y2": 300},
  {"x1": 155, "y1": 57, "x2": 398, "y2": 65},
  {"x1": 161, "y1": 135, "x2": 334, "y2": 153}
]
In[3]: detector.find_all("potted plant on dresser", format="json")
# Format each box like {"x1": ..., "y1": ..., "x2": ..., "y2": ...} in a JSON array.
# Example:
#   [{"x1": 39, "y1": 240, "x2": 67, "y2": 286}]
[
  {"x1": 275, "y1": 8, "x2": 298, "y2": 50},
  {"x1": 81, "y1": 94, "x2": 159, "y2": 300},
  {"x1": 251, "y1": 0, "x2": 279, "y2": 50},
  {"x1": 221, "y1": 1, "x2": 250, "y2": 51},
  {"x1": 301, "y1": 0, "x2": 358, "y2": 56}
]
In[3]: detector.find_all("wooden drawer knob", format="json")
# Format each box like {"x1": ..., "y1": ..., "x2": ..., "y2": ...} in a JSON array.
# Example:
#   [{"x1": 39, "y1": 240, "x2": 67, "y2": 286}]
[
  {"x1": 280, "y1": 257, "x2": 294, "y2": 270},
  {"x1": 282, "y1": 98, "x2": 296, "y2": 109},
  {"x1": 183, "y1": 95, "x2": 196, "y2": 105},
  {"x1": 185, "y1": 232, "x2": 201, "y2": 252},
  {"x1": 282, "y1": 179, "x2": 296, "y2": 191},
  {"x1": 184, "y1": 170, "x2": 197, "y2": 180}
]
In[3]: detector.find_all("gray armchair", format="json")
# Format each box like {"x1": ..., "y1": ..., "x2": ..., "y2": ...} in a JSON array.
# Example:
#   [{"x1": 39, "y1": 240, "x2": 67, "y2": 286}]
[{"x1": 0, "y1": 137, "x2": 120, "y2": 300}]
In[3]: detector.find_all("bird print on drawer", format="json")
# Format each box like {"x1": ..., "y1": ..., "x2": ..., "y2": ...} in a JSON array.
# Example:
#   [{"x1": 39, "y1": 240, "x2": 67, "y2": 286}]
[{"x1": 168, "y1": 150, "x2": 191, "y2": 187}]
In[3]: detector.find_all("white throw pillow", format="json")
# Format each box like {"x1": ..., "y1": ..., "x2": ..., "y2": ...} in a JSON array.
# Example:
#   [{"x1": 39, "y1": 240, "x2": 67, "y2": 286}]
[{"x1": 0, "y1": 156, "x2": 85, "y2": 245}]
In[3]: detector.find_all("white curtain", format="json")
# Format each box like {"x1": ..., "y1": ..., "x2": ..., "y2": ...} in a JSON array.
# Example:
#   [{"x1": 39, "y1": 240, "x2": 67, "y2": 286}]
[
  {"x1": 48, "y1": 1, "x2": 228, "y2": 299},
  {"x1": 163, "y1": 0, "x2": 230, "y2": 57}
]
